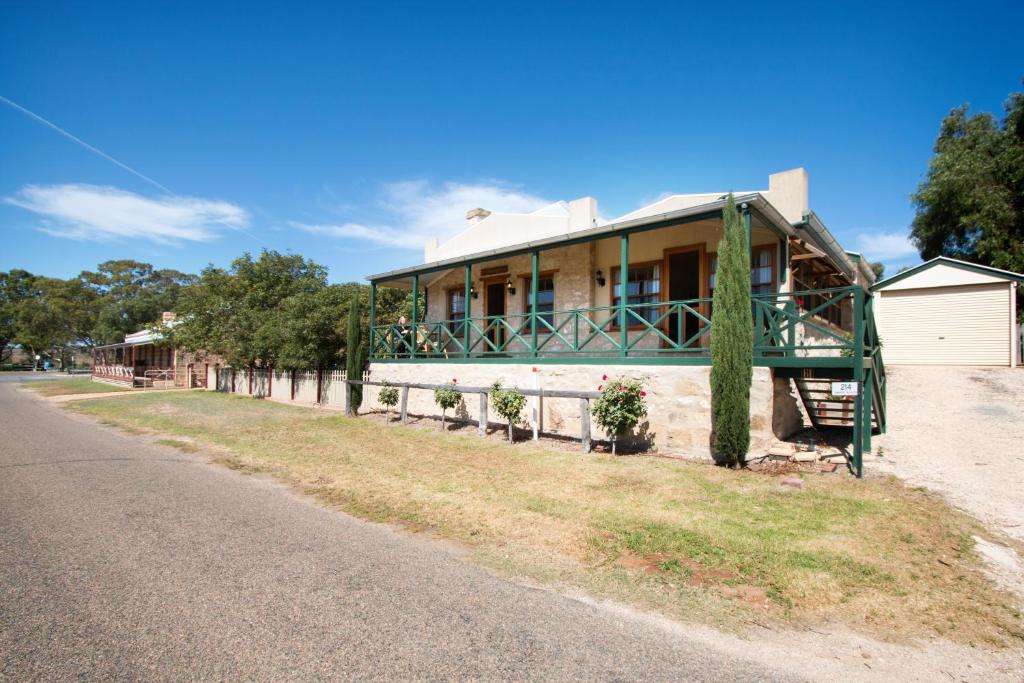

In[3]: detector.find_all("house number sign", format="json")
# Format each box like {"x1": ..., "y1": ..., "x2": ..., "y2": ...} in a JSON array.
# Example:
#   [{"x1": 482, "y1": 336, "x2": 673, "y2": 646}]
[{"x1": 830, "y1": 381, "x2": 859, "y2": 396}]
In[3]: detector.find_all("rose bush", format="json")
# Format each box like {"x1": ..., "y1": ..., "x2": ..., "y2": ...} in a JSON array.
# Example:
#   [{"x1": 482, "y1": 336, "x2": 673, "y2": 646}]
[
  {"x1": 591, "y1": 375, "x2": 648, "y2": 454},
  {"x1": 433, "y1": 378, "x2": 461, "y2": 431}
]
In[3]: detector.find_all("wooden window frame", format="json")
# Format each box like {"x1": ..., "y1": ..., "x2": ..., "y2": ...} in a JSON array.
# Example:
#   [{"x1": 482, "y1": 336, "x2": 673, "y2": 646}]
[
  {"x1": 610, "y1": 260, "x2": 663, "y2": 331},
  {"x1": 520, "y1": 271, "x2": 557, "y2": 334}
]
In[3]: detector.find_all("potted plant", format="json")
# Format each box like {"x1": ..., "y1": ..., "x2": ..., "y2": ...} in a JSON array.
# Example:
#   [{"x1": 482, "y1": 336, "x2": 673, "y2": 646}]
[{"x1": 591, "y1": 374, "x2": 648, "y2": 455}]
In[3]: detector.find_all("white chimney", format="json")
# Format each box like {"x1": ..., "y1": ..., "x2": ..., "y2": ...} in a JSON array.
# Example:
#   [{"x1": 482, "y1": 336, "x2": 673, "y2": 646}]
[
  {"x1": 568, "y1": 197, "x2": 597, "y2": 232},
  {"x1": 465, "y1": 207, "x2": 491, "y2": 223},
  {"x1": 767, "y1": 168, "x2": 809, "y2": 224}
]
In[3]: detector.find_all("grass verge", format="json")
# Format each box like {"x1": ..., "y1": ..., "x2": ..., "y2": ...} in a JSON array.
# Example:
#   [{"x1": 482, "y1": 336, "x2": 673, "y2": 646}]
[
  {"x1": 22, "y1": 377, "x2": 132, "y2": 397},
  {"x1": 68, "y1": 391, "x2": 1023, "y2": 646}
]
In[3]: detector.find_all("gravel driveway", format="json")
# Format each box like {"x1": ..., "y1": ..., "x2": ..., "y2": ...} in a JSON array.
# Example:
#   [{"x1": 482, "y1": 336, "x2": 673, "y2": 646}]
[{"x1": 874, "y1": 366, "x2": 1024, "y2": 541}]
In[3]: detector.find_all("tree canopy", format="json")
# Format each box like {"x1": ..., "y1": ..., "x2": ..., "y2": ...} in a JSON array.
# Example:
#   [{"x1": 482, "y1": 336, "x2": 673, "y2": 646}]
[{"x1": 911, "y1": 87, "x2": 1024, "y2": 274}]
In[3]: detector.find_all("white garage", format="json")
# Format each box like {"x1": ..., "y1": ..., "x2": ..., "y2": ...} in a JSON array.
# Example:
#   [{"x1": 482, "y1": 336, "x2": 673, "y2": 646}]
[{"x1": 872, "y1": 257, "x2": 1022, "y2": 366}]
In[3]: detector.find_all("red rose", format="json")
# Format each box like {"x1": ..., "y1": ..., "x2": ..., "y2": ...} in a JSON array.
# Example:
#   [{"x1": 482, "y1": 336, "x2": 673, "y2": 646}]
[
  {"x1": 602, "y1": 374, "x2": 608, "y2": 381},
  {"x1": 598, "y1": 384, "x2": 603, "y2": 390},
  {"x1": 640, "y1": 391, "x2": 647, "y2": 397},
  {"x1": 452, "y1": 378, "x2": 457, "y2": 384}
]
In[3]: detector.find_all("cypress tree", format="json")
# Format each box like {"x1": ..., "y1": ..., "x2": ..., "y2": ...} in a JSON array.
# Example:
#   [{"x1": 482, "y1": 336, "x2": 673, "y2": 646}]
[
  {"x1": 345, "y1": 293, "x2": 364, "y2": 415},
  {"x1": 710, "y1": 194, "x2": 752, "y2": 467}
]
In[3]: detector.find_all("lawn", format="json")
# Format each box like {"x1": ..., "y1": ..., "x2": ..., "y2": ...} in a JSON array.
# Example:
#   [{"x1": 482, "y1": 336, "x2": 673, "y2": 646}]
[
  {"x1": 23, "y1": 376, "x2": 132, "y2": 397},
  {"x1": 69, "y1": 391, "x2": 1023, "y2": 646}
]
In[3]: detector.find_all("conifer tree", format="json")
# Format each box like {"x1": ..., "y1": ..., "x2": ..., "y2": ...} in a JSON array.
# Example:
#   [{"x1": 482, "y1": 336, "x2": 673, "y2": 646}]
[
  {"x1": 710, "y1": 194, "x2": 752, "y2": 467},
  {"x1": 345, "y1": 293, "x2": 364, "y2": 415}
]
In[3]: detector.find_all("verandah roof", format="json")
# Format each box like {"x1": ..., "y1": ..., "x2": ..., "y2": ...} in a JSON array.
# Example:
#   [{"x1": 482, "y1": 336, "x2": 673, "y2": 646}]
[{"x1": 366, "y1": 192, "x2": 861, "y2": 287}]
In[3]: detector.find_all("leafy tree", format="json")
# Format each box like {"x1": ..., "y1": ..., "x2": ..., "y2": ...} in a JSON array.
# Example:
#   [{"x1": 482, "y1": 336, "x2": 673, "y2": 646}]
[
  {"x1": 433, "y1": 379, "x2": 461, "y2": 431},
  {"x1": 869, "y1": 261, "x2": 885, "y2": 280},
  {"x1": 345, "y1": 292, "x2": 365, "y2": 415},
  {"x1": 378, "y1": 382, "x2": 399, "y2": 422},
  {"x1": 81, "y1": 260, "x2": 194, "y2": 345},
  {"x1": 490, "y1": 380, "x2": 527, "y2": 443},
  {"x1": 911, "y1": 87, "x2": 1024, "y2": 276},
  {"x1": 709, "y1": 194, "x2": 752, "y2": 468},
  {"x1": 1, "y1": 269, "x2": 36, "y2": 362},
  {"x1": 173, "y1": 251, "x2": 327, "y2": 368}
]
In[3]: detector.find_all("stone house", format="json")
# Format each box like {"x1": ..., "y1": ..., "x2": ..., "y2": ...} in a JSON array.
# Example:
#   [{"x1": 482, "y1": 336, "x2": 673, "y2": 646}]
[{"x1": 363, "y1": 169, "x2": 885, "y2": 460}]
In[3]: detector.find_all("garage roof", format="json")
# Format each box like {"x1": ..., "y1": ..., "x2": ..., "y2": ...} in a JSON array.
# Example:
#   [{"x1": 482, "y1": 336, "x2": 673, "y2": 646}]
[{"x1": 872, "y1": 256, "x2": 1024, "y2": 291}]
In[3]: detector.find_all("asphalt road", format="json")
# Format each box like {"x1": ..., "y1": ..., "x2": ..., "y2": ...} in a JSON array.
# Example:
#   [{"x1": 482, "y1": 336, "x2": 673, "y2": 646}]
[{"x1": 0, "y1": 377, "x2": 800, "y2": 681}]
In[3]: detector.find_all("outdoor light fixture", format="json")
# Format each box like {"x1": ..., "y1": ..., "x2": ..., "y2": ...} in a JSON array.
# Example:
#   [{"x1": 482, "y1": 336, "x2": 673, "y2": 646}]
[
  {"x1": 595, "y1": 269, "x2": 606, "y2": 287},
  {"x1": 470, "y1": 284, "x2": 478, "y2": 299},
  {"x1": 506, "y1": 279, "x2": 516, "y2": 295}
]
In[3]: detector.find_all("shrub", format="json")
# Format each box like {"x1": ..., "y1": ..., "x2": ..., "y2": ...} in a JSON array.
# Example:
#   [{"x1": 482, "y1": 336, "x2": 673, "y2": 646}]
[
  {"x1": 378, "y1": 382, "x2": 399, "y2": 422},
  {"x1": 490, "y1": 380, "x2": 527, "y2": 443},
  {"x1": 709, "y1": 193, "x2": 752, "y2": 468},
  {"x1": 591, "y1": 374, "x2": 648, "y2": 454},
  {"x1": 433, "y1": 378, "x2": 461, "y2": 431}
]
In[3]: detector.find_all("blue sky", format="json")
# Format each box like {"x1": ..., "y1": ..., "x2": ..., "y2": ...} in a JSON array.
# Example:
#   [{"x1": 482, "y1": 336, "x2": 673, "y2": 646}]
[{"x1": 2, "y1": 1, "x2": 1021, "y2": 282}]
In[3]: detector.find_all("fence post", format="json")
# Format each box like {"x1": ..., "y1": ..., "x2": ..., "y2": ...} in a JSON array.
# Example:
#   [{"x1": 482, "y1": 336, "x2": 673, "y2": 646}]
[
  {"x1": 267, "y1": 365, "x2": 273, "y2": 398},
  {"x1": 316, "y1": 368, "x2": 323, "y2": 405},
  {"x1": 400, "y1": 386, "x2": 410, "y2": 424},
  {"x1": 478, "y1": 392, "x2": 488, "y2": 436},
  {"x1": 343, "y1": 379, "x2": 351, "y2": 415},
  {"x1": 580, "y1": 398, "x2": 592, "y2": 453}
]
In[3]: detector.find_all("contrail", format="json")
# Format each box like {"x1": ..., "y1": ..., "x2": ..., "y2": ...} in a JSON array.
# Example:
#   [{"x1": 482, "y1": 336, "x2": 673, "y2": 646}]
[
  {"x1": 1, "y1": 94, "x2": 265, "y2": 245},
  {"x1": 1, "y1": 94, "x2": 174, "y2": 195}
]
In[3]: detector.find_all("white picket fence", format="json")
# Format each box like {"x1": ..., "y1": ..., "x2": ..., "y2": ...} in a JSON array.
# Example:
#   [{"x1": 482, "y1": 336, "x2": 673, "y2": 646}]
[{"x1": 209, "y1": 366, "x2": 369, "y2": 409}]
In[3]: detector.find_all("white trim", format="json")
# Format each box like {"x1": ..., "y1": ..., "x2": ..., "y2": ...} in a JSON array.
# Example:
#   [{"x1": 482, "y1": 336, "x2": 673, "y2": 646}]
[{"x1": 1011, "y1": 282, "x2": 1018, "y2": 368}]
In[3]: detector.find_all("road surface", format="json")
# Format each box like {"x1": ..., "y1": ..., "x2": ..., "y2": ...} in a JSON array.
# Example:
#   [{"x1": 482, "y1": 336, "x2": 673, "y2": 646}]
[{"x1": 0, "y1": 376, "x2": 799, "y2": 681}]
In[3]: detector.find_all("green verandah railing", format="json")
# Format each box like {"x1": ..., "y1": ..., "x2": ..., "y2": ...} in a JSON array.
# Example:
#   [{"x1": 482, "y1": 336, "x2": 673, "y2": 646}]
[{"x1": 370, "y1": 285, "x2": 862, "y2": 361}]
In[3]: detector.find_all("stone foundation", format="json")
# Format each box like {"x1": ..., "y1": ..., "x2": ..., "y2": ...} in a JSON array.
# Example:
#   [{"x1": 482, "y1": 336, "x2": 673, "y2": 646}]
[{"x1": 365, "y1": 362, "x2": 801, "y2": 459}]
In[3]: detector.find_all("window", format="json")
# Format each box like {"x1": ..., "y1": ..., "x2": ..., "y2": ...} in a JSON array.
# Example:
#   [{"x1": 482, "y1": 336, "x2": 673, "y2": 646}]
[
  {"x1": 524, "y1": 275, "x2": 555, "y2": 332},
  {"x1": 612, "y1": 264, "x2": 661, "y2": 326},
  {"x1": 751, "y1": 246, "x2": 774, "y2": 294},
  {"x1": 446, "y1": 288, "x2": 466, "y2": 338},
  {"x1": 707, "y1": 246, "x2": 775, "y2": 298}
]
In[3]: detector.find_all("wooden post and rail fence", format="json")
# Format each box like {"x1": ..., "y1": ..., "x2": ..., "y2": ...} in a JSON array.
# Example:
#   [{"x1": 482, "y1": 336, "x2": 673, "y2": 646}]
[{"x1": 343, "y1": 379, "x2": 601, "y2": 453}]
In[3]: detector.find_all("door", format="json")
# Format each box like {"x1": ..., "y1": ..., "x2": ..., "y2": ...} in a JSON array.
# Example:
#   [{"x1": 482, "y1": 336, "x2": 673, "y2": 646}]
[
  {"x1": 666, "y1": 249, "x2": 702, "y2": 347},
  {"x1": 878, "y1": 284, "x2": 1010, "y2": 365},
  {"x1": 485, "y1": 281, "x2": 506, "y2": 351}
]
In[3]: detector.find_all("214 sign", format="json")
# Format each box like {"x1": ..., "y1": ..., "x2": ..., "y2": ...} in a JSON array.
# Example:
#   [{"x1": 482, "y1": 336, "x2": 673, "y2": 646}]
[{"x1": 830, "y1": 381, "x2": 859, "y2": 397}]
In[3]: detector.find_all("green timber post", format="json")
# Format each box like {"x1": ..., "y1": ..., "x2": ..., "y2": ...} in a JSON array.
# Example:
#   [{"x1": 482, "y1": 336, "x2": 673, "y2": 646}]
[
  {"x1": 530, "y1": 249, "x2": 539, "y2": 357},
  {"x1": 368, "y1": 283, "x2": 377, "y2": 360},
  {"x1": 779, "y1": 237, "x2": 788, "y2": 284},
  {"x1": 619, "y1": 234, "x2": 629, "y2": 357},
  {"x1": 742, "y1": 208, "x2": 752, "y2": 259},
  {"x1": 852, "y1": 286, "x2": 865, "y2": 478},
  {"x1": 463, "y1": 265, "x2": 472, "y2": 358},
  {"x1": 411, "y1": 274, "x2": 419, "y2": 360}
]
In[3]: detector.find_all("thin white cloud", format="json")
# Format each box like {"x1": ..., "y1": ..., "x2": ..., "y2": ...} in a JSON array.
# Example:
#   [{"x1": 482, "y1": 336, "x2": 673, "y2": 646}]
[
  {"x1": 292, "y1": 180, "x2": 553, "y2": 250},
  {"x1": 6, "y1": 184, "x2": 249, "y2": 244},
  {"x1": 855, "y1": 230, "x2": 918, "y2": 262}
]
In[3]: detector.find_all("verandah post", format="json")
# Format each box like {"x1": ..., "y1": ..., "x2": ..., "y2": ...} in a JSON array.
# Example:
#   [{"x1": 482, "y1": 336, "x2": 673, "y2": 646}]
[
  {"x1": 530, "y1": 249, "x2": 539, "y2": 357},
  {"x1": 368, "y1": 283, "x2": 377, "y2": 360},
  {"x1": 411, "y1": 274, "x2": 419, "y2": 360},
  {"x1": 463, "y1": 265, "x2": 471, "y2": 357},
  {"x1": 619, "y1": 233, "x2": 629, "y2": 357},
  {"x1": 852, "y1": 286, "x2": 865, "y2": 478},
  {"x1": 742, "y1": 207, "x2": 752, "y2": 260}
]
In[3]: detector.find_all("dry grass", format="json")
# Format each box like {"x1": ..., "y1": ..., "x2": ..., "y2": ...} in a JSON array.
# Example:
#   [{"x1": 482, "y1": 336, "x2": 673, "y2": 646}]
[
  {"x1": 69, "y1": 391, "x2": 1024, "y2": 646},
  {"x1": 22, "y1": 377, "x2": 131, "y2": 397}
]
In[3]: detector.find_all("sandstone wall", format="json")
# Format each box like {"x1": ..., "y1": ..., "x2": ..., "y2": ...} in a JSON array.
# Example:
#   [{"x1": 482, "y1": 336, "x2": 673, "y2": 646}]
[{"x1": 365, "y1": 362, "x2": 787, "y2": 459}]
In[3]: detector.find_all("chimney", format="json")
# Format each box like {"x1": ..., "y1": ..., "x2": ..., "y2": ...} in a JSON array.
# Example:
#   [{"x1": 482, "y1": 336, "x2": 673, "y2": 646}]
[
  {"x1": 767, "y1": 168, "x2": 809, "y2": 224},
  {"x1": 161, "y1": 312, "x2": 176, "y2": 323},
  {"x1": 465, "y1": 207, "x2": 491, "y2": 223},
  {"x1": 568, "y1": 197, "x2": 597, "y2": 232}
]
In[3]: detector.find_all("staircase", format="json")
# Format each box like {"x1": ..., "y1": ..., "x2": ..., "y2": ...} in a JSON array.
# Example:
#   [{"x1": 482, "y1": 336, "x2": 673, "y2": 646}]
[{"x1": 794, "y1": 375, "x2": 881, "y2": 431}]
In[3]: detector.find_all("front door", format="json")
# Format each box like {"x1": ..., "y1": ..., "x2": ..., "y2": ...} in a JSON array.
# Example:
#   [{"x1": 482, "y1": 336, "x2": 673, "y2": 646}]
[
  {"x1": 485, "y1": 281, "x2": 506, "y2": 351},
  {"x1": 666, "y1": 249, "x2": 702, "y2": 347}
]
